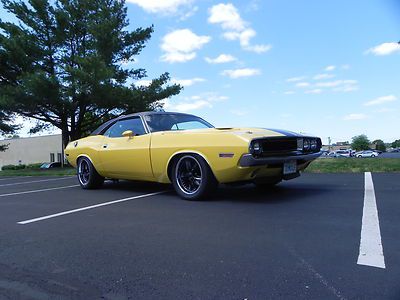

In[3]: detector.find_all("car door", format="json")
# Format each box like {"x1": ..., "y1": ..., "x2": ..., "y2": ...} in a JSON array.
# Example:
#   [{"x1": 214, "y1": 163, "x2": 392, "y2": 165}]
[{"x1": 98, "y1": 117, "x2": 153, "y2": 180}]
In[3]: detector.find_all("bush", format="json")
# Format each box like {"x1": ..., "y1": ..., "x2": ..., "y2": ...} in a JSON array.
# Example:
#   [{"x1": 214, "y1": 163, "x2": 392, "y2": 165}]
[
  {"x1": 26, "y1": 163, "x2": 43, "y2": 169},
  {"x1": 1, "y1": 164, "x2": 26, "y2": 170}
]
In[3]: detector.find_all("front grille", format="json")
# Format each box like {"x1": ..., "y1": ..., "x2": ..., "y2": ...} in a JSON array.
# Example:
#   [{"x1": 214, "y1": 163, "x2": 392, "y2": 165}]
[
  {"x1": 260, "y1": 138, "x2": 298, "y2": 156},
  {"x1": 250, "y1": 137, "x2": 322, "y2": 157}
]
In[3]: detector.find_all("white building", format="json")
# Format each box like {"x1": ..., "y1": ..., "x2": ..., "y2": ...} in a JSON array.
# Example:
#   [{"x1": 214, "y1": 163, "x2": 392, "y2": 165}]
[{"x1": 0, "y1": 134, "x2": 63, "y2": 169}]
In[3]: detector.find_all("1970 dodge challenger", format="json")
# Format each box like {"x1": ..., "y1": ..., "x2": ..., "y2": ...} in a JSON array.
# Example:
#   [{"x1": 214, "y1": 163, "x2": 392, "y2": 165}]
[{"x1": 65, "y1": 111, "x2": 322, "y2": 200}]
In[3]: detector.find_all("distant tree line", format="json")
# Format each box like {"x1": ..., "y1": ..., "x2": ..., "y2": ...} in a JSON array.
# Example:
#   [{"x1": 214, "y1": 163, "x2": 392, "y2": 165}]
[{"x1": 350, "y1": 135, "x2": 399, "y2": 152}]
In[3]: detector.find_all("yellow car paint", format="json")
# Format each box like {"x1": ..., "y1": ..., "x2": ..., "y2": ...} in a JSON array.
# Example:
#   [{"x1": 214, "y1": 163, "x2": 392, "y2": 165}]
[{"x1": 65, "y1": 126, "x2": 315, "y2": 184}]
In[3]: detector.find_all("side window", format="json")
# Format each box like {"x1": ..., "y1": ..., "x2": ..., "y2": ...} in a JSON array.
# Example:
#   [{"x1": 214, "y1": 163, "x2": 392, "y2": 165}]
[{"x1": 104, "y1": 118, "x2": 146, "y2": 138}]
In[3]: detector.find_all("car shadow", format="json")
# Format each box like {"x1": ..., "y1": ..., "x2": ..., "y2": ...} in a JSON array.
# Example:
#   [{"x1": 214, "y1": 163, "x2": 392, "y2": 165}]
[
  {"x1": 100, "y1": 179, "x2": 329, "y2": 204},
  {"x1": 101, "y1": 179, "x2": 169, "y2": 194}
]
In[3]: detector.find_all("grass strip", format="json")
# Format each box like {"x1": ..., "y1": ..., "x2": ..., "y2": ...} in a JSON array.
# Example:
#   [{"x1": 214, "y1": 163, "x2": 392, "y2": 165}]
[
  {"x1": 0, "y1": 167, "x2": 76, "y2": 177},
  {"x1": 306, "y1": 158, "x2": 400, "y2": 173}
]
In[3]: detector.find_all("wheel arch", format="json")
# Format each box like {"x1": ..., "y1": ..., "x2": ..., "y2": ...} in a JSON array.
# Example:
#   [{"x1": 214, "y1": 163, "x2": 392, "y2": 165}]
[
  {"x1": 76, "y1": 154, "x2": 95, "y2": 166},
  {"x1": 166, "y1": 150, "x2": 217, "y2": 183}
]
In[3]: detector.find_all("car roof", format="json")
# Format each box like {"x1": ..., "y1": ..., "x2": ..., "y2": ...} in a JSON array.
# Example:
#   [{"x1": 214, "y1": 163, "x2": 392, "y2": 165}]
[{"x1": 90, "y1": 111, "x2": 195, "y2": 136}]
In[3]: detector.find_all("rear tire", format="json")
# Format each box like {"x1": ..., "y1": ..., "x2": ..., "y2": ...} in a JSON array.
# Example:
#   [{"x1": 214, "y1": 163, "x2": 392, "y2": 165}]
[
  {"x1": 172, "y1": 154, "x2": 217, "y2": 200},
  {"x1": 77, "y1": 157, "x2": 104, "y2": 189}
]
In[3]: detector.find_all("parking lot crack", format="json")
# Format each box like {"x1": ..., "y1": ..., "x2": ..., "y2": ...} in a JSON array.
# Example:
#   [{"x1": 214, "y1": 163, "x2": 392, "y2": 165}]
[{"x1": 288, "y1": 248, "x2": 347, "y2": 300}]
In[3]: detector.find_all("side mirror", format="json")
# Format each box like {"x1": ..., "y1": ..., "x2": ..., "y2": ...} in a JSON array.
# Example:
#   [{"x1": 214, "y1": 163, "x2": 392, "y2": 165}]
[{"x1": 122, "y1": 130, "x2": 134, "y2": 139}]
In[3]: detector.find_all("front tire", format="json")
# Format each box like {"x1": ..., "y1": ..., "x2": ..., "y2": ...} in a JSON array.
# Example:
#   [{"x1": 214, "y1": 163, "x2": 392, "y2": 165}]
[
  {"x1": 172, "y1": 154, "x2": 217, "y2": 200},
  {"x1": 77, "y1": 157, "x2": 104, "y2": 189}
]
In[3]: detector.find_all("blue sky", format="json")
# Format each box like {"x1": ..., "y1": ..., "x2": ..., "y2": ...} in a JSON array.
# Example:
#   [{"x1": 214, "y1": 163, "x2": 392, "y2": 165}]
[{"x1": 2, "y1": 0, "x2": 400, "y2": 144}]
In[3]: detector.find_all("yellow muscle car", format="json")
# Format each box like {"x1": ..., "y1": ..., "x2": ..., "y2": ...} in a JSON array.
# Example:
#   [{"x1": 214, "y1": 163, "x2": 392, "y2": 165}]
[{"x1": 65, "y1": 112, "x2": 322, "y2": 200}]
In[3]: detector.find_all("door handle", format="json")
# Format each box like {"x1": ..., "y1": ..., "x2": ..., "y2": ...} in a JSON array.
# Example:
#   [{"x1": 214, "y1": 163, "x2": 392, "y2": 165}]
[{"x1": 103, "y1": 144, "x2": 108, "y2": 149}]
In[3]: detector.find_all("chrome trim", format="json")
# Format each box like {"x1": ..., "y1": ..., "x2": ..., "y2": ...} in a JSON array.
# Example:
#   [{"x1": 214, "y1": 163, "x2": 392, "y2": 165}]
[
  {"x1": 139, "y1": 115, "x2": 151, "y2": 134},
  {"x1": 239, "y1": 151, "x2": 322, "y2": 167}
]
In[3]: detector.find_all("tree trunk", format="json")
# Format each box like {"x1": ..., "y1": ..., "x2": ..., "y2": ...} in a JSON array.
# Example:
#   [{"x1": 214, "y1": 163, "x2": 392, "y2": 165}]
[{"x1": 61, "y1": 129, "x2": 70, "y2": 168}]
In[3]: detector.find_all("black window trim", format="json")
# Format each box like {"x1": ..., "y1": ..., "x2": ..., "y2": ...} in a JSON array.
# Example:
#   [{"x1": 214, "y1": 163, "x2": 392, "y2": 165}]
[
  {"x1": 142, "y1": 113, "x2": 213, "y2": 133},
  {"x1": 103, "y1": 116, "x2": 149, "y2": 137}
]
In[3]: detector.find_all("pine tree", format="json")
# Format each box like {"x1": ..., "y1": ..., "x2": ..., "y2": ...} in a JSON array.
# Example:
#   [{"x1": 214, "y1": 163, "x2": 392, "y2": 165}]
[{"x1": 0, "y1": 0, "x2": 182, "y2": 147}]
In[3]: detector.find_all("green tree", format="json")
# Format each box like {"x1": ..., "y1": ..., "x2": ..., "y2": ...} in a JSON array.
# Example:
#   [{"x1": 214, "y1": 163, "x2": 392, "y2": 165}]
[
  {"x1": 372, "y1": 139, "x2": 386, "y2": 152},
  {"x1": 0, "y1": 0, "x2": 181, "y2": 147},
  {"x1": 392, "y1": 139, "x2": 400, "y2": 148},
  {"x1": 0, "y1": 99, "x2": 17, "y2": 151},
  {"x1": 351, "y1": 134, "x2": 370, "y2": 151}
]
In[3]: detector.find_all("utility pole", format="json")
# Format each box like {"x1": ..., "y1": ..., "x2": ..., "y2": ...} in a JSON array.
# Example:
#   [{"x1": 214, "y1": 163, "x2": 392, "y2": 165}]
[{"x1": 328, "y1": 137, "x2": 331, "y2": 152}]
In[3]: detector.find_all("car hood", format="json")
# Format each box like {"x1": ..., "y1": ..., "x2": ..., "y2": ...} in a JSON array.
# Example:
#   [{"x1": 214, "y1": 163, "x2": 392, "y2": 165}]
[{"x1": 157, "y1": 127, "x2": 304, "y2": 142}]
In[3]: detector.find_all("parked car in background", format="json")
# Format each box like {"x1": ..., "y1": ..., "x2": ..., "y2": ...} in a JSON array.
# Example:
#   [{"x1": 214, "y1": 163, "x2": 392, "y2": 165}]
[
  {"x1": 355, "y1": 150, "x2": 379, "y2": 158},
  {"x1": 40, "y1": 162, "x2": 62, "y2": 169},
  {"x1": 335, "y1": 150, "x2": 352, "y2": 157}
]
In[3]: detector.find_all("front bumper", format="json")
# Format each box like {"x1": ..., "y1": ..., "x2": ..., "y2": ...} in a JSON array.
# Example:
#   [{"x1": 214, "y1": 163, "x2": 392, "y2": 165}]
[{"x1": 239, "y1": 151, "x2": 322, "y2": 167}]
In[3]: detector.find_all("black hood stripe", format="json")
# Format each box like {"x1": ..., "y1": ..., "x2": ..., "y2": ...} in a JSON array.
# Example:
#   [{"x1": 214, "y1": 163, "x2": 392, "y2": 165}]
[{"x1": 265, "y1": 128, "x2": 300, "y2": 137}]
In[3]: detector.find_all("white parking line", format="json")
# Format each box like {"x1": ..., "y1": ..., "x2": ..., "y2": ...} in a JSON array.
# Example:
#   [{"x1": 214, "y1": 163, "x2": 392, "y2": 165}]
[
  {"x1": 18, "y1": 191, "x2": 167, "y2": 225},
  {"x1": 0, "y1": 177, "x2": 74, "y2": 187},
  {"x1": 357, "y1": 172, "x2": 385, "y2": 269},
  {"x1": 0, "y1": 185, "x2": 79, "y2": 198}
]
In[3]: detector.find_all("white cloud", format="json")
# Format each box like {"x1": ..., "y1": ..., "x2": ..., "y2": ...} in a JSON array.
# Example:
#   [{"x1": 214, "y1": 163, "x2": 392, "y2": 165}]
[
  {"x1": 284, "y1": 91, "x2": 295, "y2": 95},
  {"x1": 221, "y1": 68, "x2": 261, "y2": 79},
  {"x1": 208, "y1": 3, "x2": 270, "y2": 53},
  {"x1": 313, "y1": 73, "x2": 335, "y2": 80},
  {"x1": 286, "y1": 76, "x2": 305, "y2": 82},
  {"x1": 295, "y1": 82, "x2": 310, "y2": 88},
  {"x1": 205, "y1": 54, "x2": 237, "y2": 64},
  {"x1": 171, "y1": 77, "x2": 205, "y2": 87},
  {"x1": 315, "y1": 79, "x2": 358, "y2": 92},
  {"x1": 244, "y1": 44, "x2": 272, "y2": 54},
  {"x1": 179, "y1": 6, "x2": 198, "y2": 20},
  {"x1": 333, "y1": 85, "x2": 359, "y2": 92},
  {"x1": 305, "y1": 89, "x2": 323, "y2": 94},
  {"x1": 366, "y1": 42, "x2": 400, "y2": 56},
  {"x1": 163, "y1": 93, "x2": 228, "y2": 112},
  {"x1": 160, "y1": 29, "x2": 211, "y2": 63},
  {"x1": 173, "y1": 100, "x2": 212, "y2": 111},
  {"x1": 208, "y1": 3, "x2": 246, "y2": 31},
  {"x1": 364, "y1": 95, "x2": 397, "y2": 106},
  {"x1": 343, "y1": 113, "x2": 368, "y2": 121},
  {"x1": 315, "y1": 80, "x2": 342, "y2": 87},
  {"x1": 126, "y1": 0, "x2": 193, "y2": 14},
  {"x1": 325, "y1": 65, "x2": 336, "y2": 71},
  {"x1": 289, "y1": 78, "x2": 358, "y2": 93},
  {"x1": 341, "y1": 64, "x2": 350, "y2": 70}
]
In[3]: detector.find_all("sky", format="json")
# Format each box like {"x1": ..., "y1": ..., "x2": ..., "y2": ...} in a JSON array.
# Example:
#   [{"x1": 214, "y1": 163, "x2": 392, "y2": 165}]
[{"x1": 1, "y1": 0, "x2": 400, "y2": 144}]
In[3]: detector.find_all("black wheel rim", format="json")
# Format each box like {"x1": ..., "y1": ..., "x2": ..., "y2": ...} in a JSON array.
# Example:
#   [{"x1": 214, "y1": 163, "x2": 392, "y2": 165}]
[
  {"x1": 78, "y1": 159, "x2": 90, "y2": 185},
  {"x1": 175, "y1": 156, "x2": 202, "y2": 195}
]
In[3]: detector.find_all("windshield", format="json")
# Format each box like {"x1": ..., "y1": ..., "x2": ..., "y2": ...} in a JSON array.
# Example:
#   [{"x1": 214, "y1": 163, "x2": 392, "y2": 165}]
[{"x1": 144, "y1": 113, "x2": 214, "y2": 133}]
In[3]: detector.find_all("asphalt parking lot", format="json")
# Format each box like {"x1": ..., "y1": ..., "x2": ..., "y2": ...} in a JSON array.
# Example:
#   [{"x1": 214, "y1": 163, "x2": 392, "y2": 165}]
[{"x1": 0, "y1": 173, "x2": 399, "y2": 299}]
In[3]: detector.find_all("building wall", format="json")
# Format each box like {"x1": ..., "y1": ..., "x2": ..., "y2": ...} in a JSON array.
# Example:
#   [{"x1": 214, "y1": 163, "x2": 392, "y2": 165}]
[{"x1": 0, "y1": 134, "x2": 62, "y2": 169}]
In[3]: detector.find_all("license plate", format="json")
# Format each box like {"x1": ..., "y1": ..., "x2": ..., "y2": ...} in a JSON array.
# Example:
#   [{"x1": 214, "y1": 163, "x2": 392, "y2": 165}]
[{"x1": 283, "y1": 160, "x2": 297, "y2": 175}]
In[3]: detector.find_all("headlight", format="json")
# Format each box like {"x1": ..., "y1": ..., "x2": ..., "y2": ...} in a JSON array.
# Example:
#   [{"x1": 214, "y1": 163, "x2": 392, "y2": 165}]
[
  {"x1": 303, "y1": 139, "x2": 311, "y2": 151},
  {"x1": 310, "y1": 139, "x2": 318, "y2": 150},
  {"x1": 297, "y1": 138, "x2": 304, "y2": 150},
  {"x1": 250, "y1": 141, "x2": 262, "y2": 155}
]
